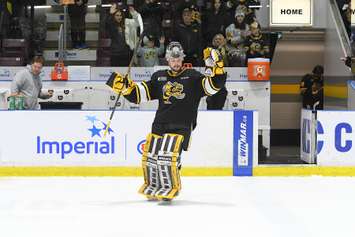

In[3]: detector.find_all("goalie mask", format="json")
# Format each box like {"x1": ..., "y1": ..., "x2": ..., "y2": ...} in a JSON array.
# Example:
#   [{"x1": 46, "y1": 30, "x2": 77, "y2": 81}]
[{"x1": 165, "y1": 42, "x2": 185, "y2": 60}]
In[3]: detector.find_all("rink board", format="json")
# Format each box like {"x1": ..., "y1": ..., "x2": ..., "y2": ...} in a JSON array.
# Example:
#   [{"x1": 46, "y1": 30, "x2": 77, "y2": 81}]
[{"x1": 0, "y1": 110, "x2": 258, "y2": 176}]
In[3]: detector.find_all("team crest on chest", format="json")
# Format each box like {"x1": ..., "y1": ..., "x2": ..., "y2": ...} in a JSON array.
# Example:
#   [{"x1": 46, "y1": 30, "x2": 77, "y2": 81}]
[{"x1": 162, "y1": 81, "x2": 185, "y2": 104}]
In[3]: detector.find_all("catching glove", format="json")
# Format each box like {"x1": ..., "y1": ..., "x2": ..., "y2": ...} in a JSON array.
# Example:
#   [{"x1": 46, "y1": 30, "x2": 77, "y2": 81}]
[{"x1": 203, "y1": 47, "x2": 224, "y2": 77}]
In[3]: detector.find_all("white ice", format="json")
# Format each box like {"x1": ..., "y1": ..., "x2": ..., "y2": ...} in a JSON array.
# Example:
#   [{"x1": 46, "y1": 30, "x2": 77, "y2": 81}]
[{"x1": 1, "y1": 177, "x2": 355, "y2": 237}]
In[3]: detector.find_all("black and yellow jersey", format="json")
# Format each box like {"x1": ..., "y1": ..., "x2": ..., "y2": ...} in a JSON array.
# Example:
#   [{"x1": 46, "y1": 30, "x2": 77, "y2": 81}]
[
  {"x1": 244, "y1": 33, "x2": 270, "y2": 59},
  {"x1": 124, "y1": 68, "x2": 227, "y2": 127}
]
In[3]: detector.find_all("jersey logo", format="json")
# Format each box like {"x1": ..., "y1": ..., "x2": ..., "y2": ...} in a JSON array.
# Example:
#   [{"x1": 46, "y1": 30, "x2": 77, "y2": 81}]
[{"x1": 162, "y1": 81, "x2": 185, "y2": 104}]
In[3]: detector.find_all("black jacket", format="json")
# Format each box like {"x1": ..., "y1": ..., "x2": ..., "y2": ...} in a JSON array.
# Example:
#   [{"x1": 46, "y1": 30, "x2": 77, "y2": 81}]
[
  {"x1": 139, "y1": 2, "x2": 163, "y2": 37},
  {"x1": 202, "y1": 6, "x2": 231, "y2": 46},
  {"x1": 105, "y1": 15, "x2": 130, "y2": 56},
  {"x1": 173, "y1": 22, "x2": 202, "y2": 59},
  {"x1": 68, "y1": 0, "x2": 88, "y2": 15}
]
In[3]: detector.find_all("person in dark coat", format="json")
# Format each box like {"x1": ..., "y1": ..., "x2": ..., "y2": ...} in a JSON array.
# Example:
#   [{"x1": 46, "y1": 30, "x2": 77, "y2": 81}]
[
  {"x1": 139, "y1": 0, "x2": 163, "y2": 38},
  {"x1": 68, "y1": 0, "x2": 88, "y2": 49},
  {"x1": 105, "y1": 6, "x2": 142, "y2": 66},
  {"x1": 202, "y1": 0, "x2": 231, "y2": 47},
  {"x1": 300, "y1": 73, "x2": 313, "y2": 109},
  {"x1": 173, "y1": 7, "x2": 203, "y2": 66}
]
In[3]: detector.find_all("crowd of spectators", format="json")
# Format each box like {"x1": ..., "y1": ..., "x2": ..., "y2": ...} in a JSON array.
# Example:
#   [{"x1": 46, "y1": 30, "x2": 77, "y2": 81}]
[
  {"x1": 100, "y1": 0, "x2": 270, "y2": 67},
  {"x1": 0, "y1": 0, "x2": 271, "y2": 67}
]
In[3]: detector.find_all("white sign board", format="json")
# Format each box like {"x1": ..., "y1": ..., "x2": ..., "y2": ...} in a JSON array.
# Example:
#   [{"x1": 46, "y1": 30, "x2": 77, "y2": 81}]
[
  {"x1": 317, "y1": 111, "x2": 355, "y2": 166},
  {"x1": 90, "y1": 67, "x2": 248, "y2": 82},
  {"x1": 300, "y1": 109, "x2": 316, "y2": 164},
  {"x1": 270, "y1": 0, "x2": 313, "y2": 26},
  {"x1": 68, "y1": 66, "x2": 91, "y2": 81},
  {"x1": 0, "y1": 111, "x2": 234, "y2": 167}
]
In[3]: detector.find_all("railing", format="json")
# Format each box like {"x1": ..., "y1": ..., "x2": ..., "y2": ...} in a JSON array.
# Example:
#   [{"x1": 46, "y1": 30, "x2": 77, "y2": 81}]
[
  {"x1": 329, "y1": 0, "x2": 351, "y2": 57},
  {"x1": 58, "y1": 24, "x2": 65, "y2": 61}
]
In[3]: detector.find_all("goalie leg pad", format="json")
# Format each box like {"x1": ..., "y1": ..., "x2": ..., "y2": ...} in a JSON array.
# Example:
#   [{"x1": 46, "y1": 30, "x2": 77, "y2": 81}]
[
  {"x1": 155, "y1": 133, "x2": 184, "y2": 200},
  {"x1": 138, "y1": 133, "x2": 163, "y2": 198}
]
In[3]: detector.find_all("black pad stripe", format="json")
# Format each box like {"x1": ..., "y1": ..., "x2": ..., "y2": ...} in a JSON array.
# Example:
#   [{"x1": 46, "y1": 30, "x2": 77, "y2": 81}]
[
  {"x1": 154, "y1": 137, "x2": 162, "y2": 154},
  {"x1": 163, "y1": 135, "x2": 171, "y2": 152},
  {"x1": 170, "y1": 136, "x2": 177, "y2": 152},
  {"x1": 148, "y1": 136, "x2": 155, "y2": 152}
]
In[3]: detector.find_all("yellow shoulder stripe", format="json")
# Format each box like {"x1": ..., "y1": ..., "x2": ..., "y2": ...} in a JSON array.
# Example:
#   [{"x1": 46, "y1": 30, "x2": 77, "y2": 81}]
[
  {"x1": 135, "y1": 85, "x2": 141, "y2": 104},
  {"x1": 141, "y1": 81, "x2": 151, "y2": 101}
]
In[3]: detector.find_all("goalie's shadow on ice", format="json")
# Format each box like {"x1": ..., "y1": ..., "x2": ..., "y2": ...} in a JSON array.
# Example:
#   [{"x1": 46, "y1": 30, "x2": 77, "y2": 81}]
[
  {"x1": 95, "y1": 199, "x2": 235, "y2": 207},
  {"x1": 157, "y1": 200, "x2": 235, "y2": 207}
]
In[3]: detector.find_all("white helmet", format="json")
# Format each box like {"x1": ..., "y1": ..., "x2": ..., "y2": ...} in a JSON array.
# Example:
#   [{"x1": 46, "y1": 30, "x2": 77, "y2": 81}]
[{"x1": 165, "y1": 41, "x2": 185, "y2": 60}]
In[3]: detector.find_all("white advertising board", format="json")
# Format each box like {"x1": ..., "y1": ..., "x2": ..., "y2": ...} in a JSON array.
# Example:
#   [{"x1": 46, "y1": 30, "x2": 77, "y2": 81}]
[
  {"x1": 270, "y1": 0, "x2": 313, "y2": 26},
  {"x1": 317, "y1": 111, "x2": 355, "y2": 166},
  {"x1": 90, "y1": 67, "x2": 248, "y2": 82},
  {"x1": 0, "y1": 66, "x2": 52, "y2": 81},
  {"x1": 300, "y1": 109, "x2": 316, "y2": 164},
  {"x1": 0, "y1": 111, "x2": 234, "y2": 167},
  {"x1": 0, "y1": 67, "x2": 248, "y2": 82}
]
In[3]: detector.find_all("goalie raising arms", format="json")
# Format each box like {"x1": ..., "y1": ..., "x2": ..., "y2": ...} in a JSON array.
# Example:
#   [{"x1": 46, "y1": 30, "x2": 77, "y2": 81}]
[{"x1": 107, "y1": 41, "x2": 226, "y2": 201}]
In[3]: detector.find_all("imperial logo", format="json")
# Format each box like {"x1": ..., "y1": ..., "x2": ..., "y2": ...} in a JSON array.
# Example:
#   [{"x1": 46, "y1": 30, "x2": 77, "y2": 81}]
[
  {"x1": 238, "y1": 115, "x2": 249, "y2": 166},
  {"x1": 36, "y1": 115, "x2": 116, "y2": 159}
]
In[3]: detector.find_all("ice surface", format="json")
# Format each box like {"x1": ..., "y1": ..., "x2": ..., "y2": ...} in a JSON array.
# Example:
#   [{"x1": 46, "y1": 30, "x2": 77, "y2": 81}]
[{"x1": 1, "y1": 177, "x2": 355, "y2": 237}]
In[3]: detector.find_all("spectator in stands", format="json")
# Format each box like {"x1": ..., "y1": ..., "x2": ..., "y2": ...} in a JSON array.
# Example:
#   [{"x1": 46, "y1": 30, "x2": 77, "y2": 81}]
[
  {"x1": 105, "y1": 5, "x2": 143, "y2": 66},
  {"x1": 173, "y1": 7, "x2": 203, "y2": 66},
  {"x1": 300, "y1": 66, "x2": 324, "y2": 110},
  {"x1": 311, "y1": 80, "x2": 324, "y2": 110},
  {"x1": 343, "y1": 56, "x2": 352, "y2": 68},
  {"x1": 345, "y1": 3, "x2": 351, "y2": 37},
  {"x1": 300, "y1": 73, "x2": 313, "y2": 109},
  {"x1": 212, "y1": 33, "x2": 229, "y2": 66},
  {"x1": 225, "y1": 8, "x2": 249, "y2": 66},
  {"x1": 202, "y1": 0, "x2": 230, "y2": 47},
  {"x1": 10, "y1": 56, "x2": 53, "y2": 110},
  {"x1": 244, "y1": 21, "x2": 269, "y2": 59},
  {"x1": 226, "y1": 0, "x2": 259, "y2": 24},
  {"x1": 68, "y1": 0, "x2": 88, "y2": 49},
  {"x1": 312, "y1": 65, "x2": 324, "y2": 87},
  {"x1": 207, "y1": 33, "x2": 228, "y2": 110},
  {"x1": 311, "y1": 65, "x2": 324, "y2": 109},
  {"x1": 139, "y1": 0, "x2": 164, "y2": 38},
  {"x1": 137, "y1": 34, "x2": 165, "y2": 66},
  {"x1": 335, "y1": 0, "x2": 351, "y2": 36},
  {"x1": 0, "y1": 0, "x2": 13, "y2": 38},
  {"x1": 32, "y1": 15, "x2": 47, "y2": 55},
  {"x1": 11, "y1": 5, "x2": 47, "y2": 57}
]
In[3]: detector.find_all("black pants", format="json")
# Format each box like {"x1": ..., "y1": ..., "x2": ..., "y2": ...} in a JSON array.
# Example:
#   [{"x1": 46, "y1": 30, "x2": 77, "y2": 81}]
[
  {"x1": 69, "y1": 13, "x2": 86, "y2": 46},
  {"x1": 151, "y1": 123, "x2": 192, "y2": 151}
]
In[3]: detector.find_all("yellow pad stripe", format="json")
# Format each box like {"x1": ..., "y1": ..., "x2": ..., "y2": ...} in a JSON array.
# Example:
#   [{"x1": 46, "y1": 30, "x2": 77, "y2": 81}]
[
  {"x1": 135, "y1": 85, "x2": 141, "y2": 104},
  {"x1": 141, "y1": 81, "x2": 151, "y2": 101}
]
